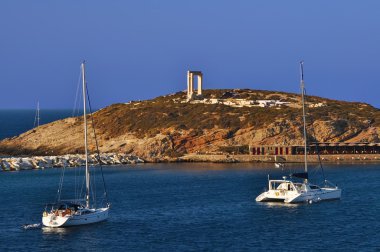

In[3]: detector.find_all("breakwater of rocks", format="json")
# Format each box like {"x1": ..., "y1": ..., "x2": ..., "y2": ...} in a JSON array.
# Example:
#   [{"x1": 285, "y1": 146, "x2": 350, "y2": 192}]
[{"x1": 0, "y1": 153, "x2": 144, "y2": 171}]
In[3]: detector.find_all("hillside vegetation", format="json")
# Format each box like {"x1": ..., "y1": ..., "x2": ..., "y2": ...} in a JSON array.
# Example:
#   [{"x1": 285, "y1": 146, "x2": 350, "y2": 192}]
[{"x1": 0, "y1": 89, "x2": 379, "y2": 160}]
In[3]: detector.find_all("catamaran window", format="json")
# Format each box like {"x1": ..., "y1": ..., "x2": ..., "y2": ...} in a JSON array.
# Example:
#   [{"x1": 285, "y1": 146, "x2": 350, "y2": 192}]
[
  {"x1": 287, "y1": 183, "x2": 294, "y2": 191},
  {"x1": 275, "y1": 182, "x2": 293, "y2": 190},
  {"x1": 277, "y1": 183, "x2": 286, "y2": 190},
  {"x1": 310, "y1": 185, "x2": 320, "y2": 190},
  {"x1": 301, "y1": 184, "x2": 307, "y2": 191},
  {"x1": 294, "y1": 183, "x2": 302, "y2": 190}
]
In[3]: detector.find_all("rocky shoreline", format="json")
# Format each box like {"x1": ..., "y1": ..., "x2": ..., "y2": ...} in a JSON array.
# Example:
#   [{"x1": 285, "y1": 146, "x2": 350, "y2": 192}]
[
  {"x1": 179, "y1": 153, "x2": 380, "y2": 163},
  {"x1": 2, "y1": 153, "x2": 380, "y2": 171},
  {"x1": 0, "y1": 153, "x2": 144, "y2": 171}
]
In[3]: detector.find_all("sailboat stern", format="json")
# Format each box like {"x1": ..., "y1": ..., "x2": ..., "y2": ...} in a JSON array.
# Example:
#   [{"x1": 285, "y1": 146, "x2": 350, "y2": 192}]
[{"x1": 42, "y1": 212, "x2": 70, "y2": 227}]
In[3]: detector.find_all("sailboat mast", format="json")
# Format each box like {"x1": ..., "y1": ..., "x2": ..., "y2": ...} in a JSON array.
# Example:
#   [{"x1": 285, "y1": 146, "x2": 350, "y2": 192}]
[
  {"x1": 300, "y1": 61, "x2": 308, "y2": 180},
  {"x1": 34, "y1": 101, "x2": 40, "y2": 128},
  {"x1": 37, "y1": 101, "x2": 40, "y2": 127},
  {"x1": 81, "y1": 61, "x2": 90, "y2": 208}
]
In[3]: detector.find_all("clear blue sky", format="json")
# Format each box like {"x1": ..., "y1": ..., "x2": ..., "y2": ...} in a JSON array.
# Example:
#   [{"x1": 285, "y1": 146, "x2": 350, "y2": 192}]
[{"x1": 1, "y1": 1, "x2": 380, "y2": 109}]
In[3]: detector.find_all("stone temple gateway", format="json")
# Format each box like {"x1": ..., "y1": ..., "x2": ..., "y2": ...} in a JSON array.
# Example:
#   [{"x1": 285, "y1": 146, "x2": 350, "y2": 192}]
[{"x1": 187, "y1": 70, "x2": 203, "y2": 101}]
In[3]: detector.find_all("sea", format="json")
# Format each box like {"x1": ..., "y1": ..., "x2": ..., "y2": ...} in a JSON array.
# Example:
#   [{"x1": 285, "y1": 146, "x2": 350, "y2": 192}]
[
  {"x1": 0, "y1": 163, "x2": 379, "y2": 251},
  {"x1": 0, "y1": 109, "x2": 73, "y2": 140},
  {"x1": 0, "y1": 110, "x2": 380, "y2": 250}
]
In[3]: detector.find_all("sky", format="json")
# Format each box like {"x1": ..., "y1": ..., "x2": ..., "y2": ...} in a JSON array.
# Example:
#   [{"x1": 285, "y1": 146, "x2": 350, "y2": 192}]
[{"x1": 1, "y1": 1, "x2": 380, "y2": 109}]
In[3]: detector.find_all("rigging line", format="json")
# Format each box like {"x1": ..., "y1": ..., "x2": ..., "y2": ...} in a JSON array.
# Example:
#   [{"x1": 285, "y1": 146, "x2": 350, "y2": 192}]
[
  {"x1": 78, "y1": 88, "x2": 84, "y2": 117},
  {"x1": 78, "y1": 160, "x2": 86, "y2": 201},
  {"x1": 57, "y1": 166, "x2": 63, "y2": 201},
  {"x1": 75, "y1": 157, "x2": 81, "y2": 200},
  {"x1": 301, "y1": 87, "x2": 316, "y2": 179},
  {"x1": 91, "y1": 164, "x2": 97, "y2": 208},
  {"x1": 56, "y1": 164, "x2": 66, "y2": 202},
  {"x1": 33, "y1": 112, "x2": 36, "y2": 128},
  {"x1": 89, "y1": 153, "x2": 97, "y2": 208},
  {"x1": 86, "y1": 83, "x2": 109, "y2": 204},
  {"x1": 33, "y1": 102, "x2": 39, "y2": 128},
  {"x1": 74, "y1": 158, "x2": 77, "y2": 200},
  {"x1": 74, "y1": 89, "x2": 82, "y2": 117},
  {"x1": 79, "y1": 170, "x2": 86, "y2": 201},
  {"x1": 72, "y1": 68, "x2": 82, "y2": 117},
  {"x1": 74, "y1": 161, "x2": 77, "y2": 200},
  {"x1": 310, "y1": 125, "x2": 327, "y2": 185},
  {"x1": 94, "y1": 159, "x2": 98, "y2": 207},
  {"x1": 301, "y1": 77, "x2": 308, "y2": 175},
  {"x1": 90, "y1": 147, "x2": 98, "y2": 205},
  {"x1": 75, "y1": 157, "x2": 83, "y2": 200},
  {"x1": 304, "y1": 89, "x2": 327, "y2": 184}
]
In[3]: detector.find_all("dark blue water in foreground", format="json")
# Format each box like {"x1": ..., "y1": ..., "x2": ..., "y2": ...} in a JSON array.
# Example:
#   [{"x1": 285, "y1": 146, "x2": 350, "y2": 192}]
[
  {"x1": 0, "y1": 109, "x2": 72, "y2": 140},
  {"x1": 0, "y1": 163, "x2": 379, "y2": 251}
]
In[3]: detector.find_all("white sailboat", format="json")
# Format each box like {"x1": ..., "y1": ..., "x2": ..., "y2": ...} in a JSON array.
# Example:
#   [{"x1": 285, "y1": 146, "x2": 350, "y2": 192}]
[
  {"x1": 34, "y1": 101, "x2": 40, "y2": 128},
  {"x1": 274, "y1": 156, "x2": 284, "y2": 168},
  {"x1": 274, "y1": 162, "x2": 284, "y2": 168},
  {"x1": 42, "y1": 61, "x2": 110, "y2": 227},
  {"x1": 256, "y1": 61, "x2": 341, "y2": 203}
]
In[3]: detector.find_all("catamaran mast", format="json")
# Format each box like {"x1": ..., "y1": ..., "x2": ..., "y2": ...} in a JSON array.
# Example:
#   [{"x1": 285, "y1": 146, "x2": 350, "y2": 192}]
[
  {"x1": 81, "y1": 61, "x2": 90, "y2": 208},
  {"x1": 300, "y1": 61, "x2": 308, "y2": 182}
]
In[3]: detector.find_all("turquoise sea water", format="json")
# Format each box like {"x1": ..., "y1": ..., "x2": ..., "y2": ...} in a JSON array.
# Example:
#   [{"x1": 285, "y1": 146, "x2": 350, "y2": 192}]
[
  {"x1": 0, "y1": 163, "x2": 379, "y2": 251},
  {"x1": 0, "y1": 109, "x2": 72, "y2": 140}
]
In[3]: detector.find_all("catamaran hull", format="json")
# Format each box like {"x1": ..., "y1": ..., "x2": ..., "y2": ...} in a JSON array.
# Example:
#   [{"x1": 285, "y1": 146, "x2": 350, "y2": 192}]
[
  {"x1": 42, "y1": 207, "x2": 109, "y2": 227},
  {"x1": 286, "y1": 188, "x2": 341, "y2": 203},
  {"x1": 256, "y1": 188, "x2": 341, "y2": 204}
]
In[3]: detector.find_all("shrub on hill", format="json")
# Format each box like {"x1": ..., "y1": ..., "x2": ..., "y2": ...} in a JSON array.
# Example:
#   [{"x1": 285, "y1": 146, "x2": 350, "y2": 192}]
[{"x1": 91, "y1": 89, "x2": 380, "y2": 140}]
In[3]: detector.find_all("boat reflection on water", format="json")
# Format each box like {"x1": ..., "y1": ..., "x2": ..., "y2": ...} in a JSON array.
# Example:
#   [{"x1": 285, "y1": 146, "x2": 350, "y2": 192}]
[
  {"x1": 41, "y1": 227, "x2": 70, "y2": 235},
  {"x1": 258, "y1": 201, "x2": 301, "y2": 208}
]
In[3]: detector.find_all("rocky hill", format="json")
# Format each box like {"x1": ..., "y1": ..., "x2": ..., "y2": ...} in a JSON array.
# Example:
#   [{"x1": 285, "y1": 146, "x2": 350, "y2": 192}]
[{"x1": 1, "y1": 89, "x2": 379, "y2": 161}]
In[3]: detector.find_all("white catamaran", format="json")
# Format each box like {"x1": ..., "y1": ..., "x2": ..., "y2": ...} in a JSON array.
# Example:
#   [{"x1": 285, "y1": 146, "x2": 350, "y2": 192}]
[
  {"x1": 42, "y1": 61, "x2": 110, "y2": 227},
  {"x1": 256, "y1": 61, "x2": 341, "y2": 204}
]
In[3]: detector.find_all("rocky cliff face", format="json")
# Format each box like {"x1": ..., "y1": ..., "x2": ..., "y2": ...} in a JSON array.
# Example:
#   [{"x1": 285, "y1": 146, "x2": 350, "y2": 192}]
[{"x1": 0, "y1": 89, "x2": 379, "y2": 160}]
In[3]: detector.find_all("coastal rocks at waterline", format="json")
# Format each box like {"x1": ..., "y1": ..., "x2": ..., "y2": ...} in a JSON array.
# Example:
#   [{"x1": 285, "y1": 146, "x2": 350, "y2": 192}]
[{"x1": 0, "y1": 153, "x2": 144, "y2": 171}]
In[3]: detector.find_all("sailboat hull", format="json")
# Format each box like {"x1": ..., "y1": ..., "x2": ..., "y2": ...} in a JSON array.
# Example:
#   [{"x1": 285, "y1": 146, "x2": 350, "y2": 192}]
[{"x1": 42, "y1": 207, "x2": 109, "y2": 227}]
